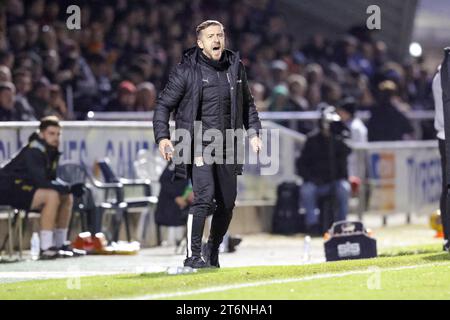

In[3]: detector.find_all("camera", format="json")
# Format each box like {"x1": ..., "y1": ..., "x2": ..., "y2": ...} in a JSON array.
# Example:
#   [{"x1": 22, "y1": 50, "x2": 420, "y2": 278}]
[{"x1": 318, "y1": 103, "x2": 350, "y2": 139}]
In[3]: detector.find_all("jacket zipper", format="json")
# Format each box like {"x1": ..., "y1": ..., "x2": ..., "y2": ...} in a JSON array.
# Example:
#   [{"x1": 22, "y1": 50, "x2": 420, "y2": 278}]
[
  {"x1": 226, "y1": 72, "x2": 232, "y2": 130},
  {"x1": 218, "y1": 71, "x2": 224, "y2": 133}
]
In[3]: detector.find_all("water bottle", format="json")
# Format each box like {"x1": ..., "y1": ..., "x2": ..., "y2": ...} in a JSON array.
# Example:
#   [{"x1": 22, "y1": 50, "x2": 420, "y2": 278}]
[
  {"x1": 303, "y1": 235, "x2": 311, "y2": 262},
  {"x1": 30, "y1": 232, "x2": 40, "y2": 261},
  {"x1": 166, "y1": 266, "x2": 197, "y2": 275}
]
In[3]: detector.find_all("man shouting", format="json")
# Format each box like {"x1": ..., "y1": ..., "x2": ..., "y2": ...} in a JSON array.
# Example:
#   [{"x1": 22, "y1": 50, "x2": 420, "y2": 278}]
[{"x1": 153, "y1": 20, "x2": 262, "y2": 268}]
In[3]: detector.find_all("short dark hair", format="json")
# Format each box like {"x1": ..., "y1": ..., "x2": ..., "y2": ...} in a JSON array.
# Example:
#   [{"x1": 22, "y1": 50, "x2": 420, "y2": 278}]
[
  {"x1": 196, "y1": 20, "x2": 224, "y2": 38},
  {"x1": 39, "y1": 116, "x2": 60, "y2": 131}
]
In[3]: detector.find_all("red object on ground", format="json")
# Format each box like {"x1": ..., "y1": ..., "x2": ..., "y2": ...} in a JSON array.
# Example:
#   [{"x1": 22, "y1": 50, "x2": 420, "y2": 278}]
[{"x1": 349, "y1": 176, "x2": 361, "y2": 196}]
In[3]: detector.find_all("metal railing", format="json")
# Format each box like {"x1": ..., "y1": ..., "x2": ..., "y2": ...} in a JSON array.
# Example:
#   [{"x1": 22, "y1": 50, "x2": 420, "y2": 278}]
[{"x1": 85, "y1": 110, "x2": 435, "y2": 122}]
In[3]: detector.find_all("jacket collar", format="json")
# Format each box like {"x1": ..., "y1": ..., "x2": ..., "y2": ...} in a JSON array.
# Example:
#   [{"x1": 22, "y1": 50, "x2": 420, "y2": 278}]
[
  {"x1": 181, "y1": 46, "x2": 239, "y2": 66},
  {"x1": 28, "y1": 132, "x2": 61, "y2": 156}
]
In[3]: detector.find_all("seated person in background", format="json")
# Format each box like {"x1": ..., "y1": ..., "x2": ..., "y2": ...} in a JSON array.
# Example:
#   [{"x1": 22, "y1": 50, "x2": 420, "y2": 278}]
[
  {"x1": 154, "y1": 162, "x2": 191, "y2": 242},
  {"x1": 175, "y1": 183, "x2": 195, "y2": 213},
  {"x1": 296, "y1": 106, "x2": 352, "y2": 235},
  {"x1": 0, "y1": 116, "x2": 84, "y2": 259}
]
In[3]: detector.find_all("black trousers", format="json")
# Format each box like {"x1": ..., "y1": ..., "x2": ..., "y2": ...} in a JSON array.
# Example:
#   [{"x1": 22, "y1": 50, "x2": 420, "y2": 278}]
[
  {"x1": 186, "y1": 162, "x2": 237, "y2": 258},
  {"x1": 438, "y1": 138, "x2": 450, "y2": 240}
]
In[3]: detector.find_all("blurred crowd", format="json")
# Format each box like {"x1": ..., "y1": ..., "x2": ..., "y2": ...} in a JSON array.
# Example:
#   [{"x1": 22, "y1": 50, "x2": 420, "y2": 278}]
[{"x1": 0, "y1": 0, "x2": 436, "y2": 140}]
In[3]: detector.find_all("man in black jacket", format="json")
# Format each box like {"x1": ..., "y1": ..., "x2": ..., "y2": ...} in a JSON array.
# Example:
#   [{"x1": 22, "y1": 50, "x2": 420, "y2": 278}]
[
  {"x1": 297, "y1": 107, "x2": 352, "y2": 234},
  {"x1": 153, "y1": 20, "x2": 262, "y2": 268},
  {"x1": 0, "y1": 116, "x2": 82, "y2": 259}
]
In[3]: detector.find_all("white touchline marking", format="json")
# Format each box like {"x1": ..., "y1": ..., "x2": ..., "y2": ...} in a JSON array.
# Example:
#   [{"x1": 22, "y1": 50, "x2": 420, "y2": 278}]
[
  {"x1": 123, "y1": 262, "x2": 450, "y2": 300},
  {"x1": 0, "y1": 271, "x2": 120, "y2": 279}
]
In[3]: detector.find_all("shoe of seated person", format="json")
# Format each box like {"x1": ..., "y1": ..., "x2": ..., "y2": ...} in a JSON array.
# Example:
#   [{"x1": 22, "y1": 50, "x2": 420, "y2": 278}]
[
  {"x1": 57, "y1": 248, "x2": 74, "y2": 258},
  {"x1": 58, "y1": 241, "x2": 87, "y2": 257},
  {"x1": 183, "y1": 256, "x2": 208, "y2": 269},
  {"x1": 39, "y1": 247, "x2": 60, "y2": 260}
]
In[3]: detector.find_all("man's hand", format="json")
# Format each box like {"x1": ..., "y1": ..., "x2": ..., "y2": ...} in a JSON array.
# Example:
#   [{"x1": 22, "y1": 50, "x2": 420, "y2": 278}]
[
  {"x1": 175, "y1": 196, "x2": 188, "y2": 209},
  {"x1": 158, "y1": 138, "x2": 174, "y2": 161},
  {"x1": 70, "y1": 183, "x2": 85, "y2": 198},
  {"x1": 250, "y1": 136, "x2": 262, "y2": 153}
]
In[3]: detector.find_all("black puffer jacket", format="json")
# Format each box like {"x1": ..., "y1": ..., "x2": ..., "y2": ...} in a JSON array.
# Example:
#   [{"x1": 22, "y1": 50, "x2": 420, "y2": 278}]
[
  {"x1": 197, "y1": 51, "x2": 232, "y2": 140},
  {"x1": 0, "y1": 132, "x2": 70, "y2": 194},
  {"x1": 153, "y1": 47, "x2": 262, "y2": 179}
]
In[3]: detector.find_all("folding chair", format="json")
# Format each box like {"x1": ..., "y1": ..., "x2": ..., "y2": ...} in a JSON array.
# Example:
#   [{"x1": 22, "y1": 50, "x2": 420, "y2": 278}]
[
  {"x1": 97, "y1": 158, "x2": 158, "y2": 242},
  {"x1": 0, "y1": 206, "x2": 23, "y2": 262},
  {"x1": 57, "y1": 162, "x2": 127, "y2": 243}
]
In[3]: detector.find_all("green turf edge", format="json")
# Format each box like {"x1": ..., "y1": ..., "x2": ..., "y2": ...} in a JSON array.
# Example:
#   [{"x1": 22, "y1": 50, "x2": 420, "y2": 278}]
[
  {"x1": 179, "y1": 264, "x2": 450, "y2": 300},
  {"x1": 1, "y1": 244, "x2": 449, "y2": 300}
]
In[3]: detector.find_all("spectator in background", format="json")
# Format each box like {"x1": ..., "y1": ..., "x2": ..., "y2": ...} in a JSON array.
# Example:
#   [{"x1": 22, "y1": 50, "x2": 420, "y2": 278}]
[
  {"x1": 249, "y1": 81, "x2": 268, "y2": 111},
  {"x1": 285, "y1": 74, "x2": 315, "y2": 133},
  {"x1": 0, "y1": 51, "x2": 15, "y2": 70},
  {"x1": 87, "y1": 53, "x2": 112, "y2": 111},
  {"x1": 302, "y1": 33, "x2": 329, "y2": 64},
  {"x1": 322, "y1": 80, "x2": 343, "y2": 106},
  {"x1": 286, "y1": 74, "x2": 309, "y2": 111},
  {"x1": 368, "y1": 80, "x2": 414, "y2": 141},
  {"x1": 0, "y1": 65, "x2": 12, "y2": 82},
  {"x1": 13, "y1": 69, "x2": 36, "y2": 120},
  {"x1": 305, "y1": 63, "x2": 324, "y2": 109},
  {"x1": 106, "y1": 80, "x2": 137, "y2": 112},
  {"x1": 0, "y1": 0, "x2": 436, "y2": 131},
  {"x1": 48, "y1": 84, "x2": 69, "y2": 119},
  {"x1": 59, "y1": 44, "x2": 97, "y2": 116},
  {"x1": 268, "y1": 85, "x2": 289, "y2": 111},
  {"x1": 28, "y1": 77, "x2": 52, "y2": 119},
  {"x1": 25, "y1": 19, "x2": 40, "y2": 52},
  {"x1": 0, "y1": 82, "x2": 16, "y2": 121},
  {"x1": 42, "y1": 49, "x2": 60, "y2": 83},
  {"x1": 270, "y1": 60, "x2": 289, "y2": 87},
  {"x1": 8, "y1": 24, "x2": 27, "y2": 54},
  {"x1": 135, "y1": 82, "x2": 157, "y2": 112}
]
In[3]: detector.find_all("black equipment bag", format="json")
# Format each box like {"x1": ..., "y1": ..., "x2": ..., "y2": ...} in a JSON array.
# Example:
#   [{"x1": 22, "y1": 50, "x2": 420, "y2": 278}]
[
  {"x1": 272, "y1": 181, "x2": 304, "y2": 234},
  {"x1": 324, "y1": 221, "x2": 377, "y2": 261}
]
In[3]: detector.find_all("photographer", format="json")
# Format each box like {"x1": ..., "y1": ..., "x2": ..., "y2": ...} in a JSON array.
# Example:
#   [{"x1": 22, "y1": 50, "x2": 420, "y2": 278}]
[{"x1": 296, "y1": 106, "x2": 352, "y2": 235}]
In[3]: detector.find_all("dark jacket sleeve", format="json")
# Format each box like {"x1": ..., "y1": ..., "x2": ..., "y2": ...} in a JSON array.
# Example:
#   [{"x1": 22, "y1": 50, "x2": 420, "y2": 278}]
[
  {"x1": 24, "y1": 148, "x2": 70, "y2": 194},
  {"x1": 153, "y1": 64, "x2": 186, "y2": 144},
  {"x1": 240, "y1": 62, "x2": 262, "y2": 138}
]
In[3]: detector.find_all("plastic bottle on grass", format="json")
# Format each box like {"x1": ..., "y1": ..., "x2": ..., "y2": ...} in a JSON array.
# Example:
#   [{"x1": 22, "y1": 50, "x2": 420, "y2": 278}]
[
  {"x1": 30, "y1": 232, "x2": 40, "y2": 261},
  {"x1": 166, "y1": 266, "x2": 197, "y2": 275},
  {"x1": 303, "y1": 235, "x2": 311, "y2": 262}
]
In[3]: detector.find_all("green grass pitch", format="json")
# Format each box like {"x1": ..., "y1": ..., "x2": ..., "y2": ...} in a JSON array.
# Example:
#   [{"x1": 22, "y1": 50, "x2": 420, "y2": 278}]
[{"x1": 1, "y1": 244, "x2": 449, "y2": 300}]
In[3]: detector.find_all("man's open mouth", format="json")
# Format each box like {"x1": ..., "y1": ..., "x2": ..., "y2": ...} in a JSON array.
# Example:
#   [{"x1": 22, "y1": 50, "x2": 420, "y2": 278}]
[{"x1": 212, "y1": 46, "x2": 221, "y2": 53}]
